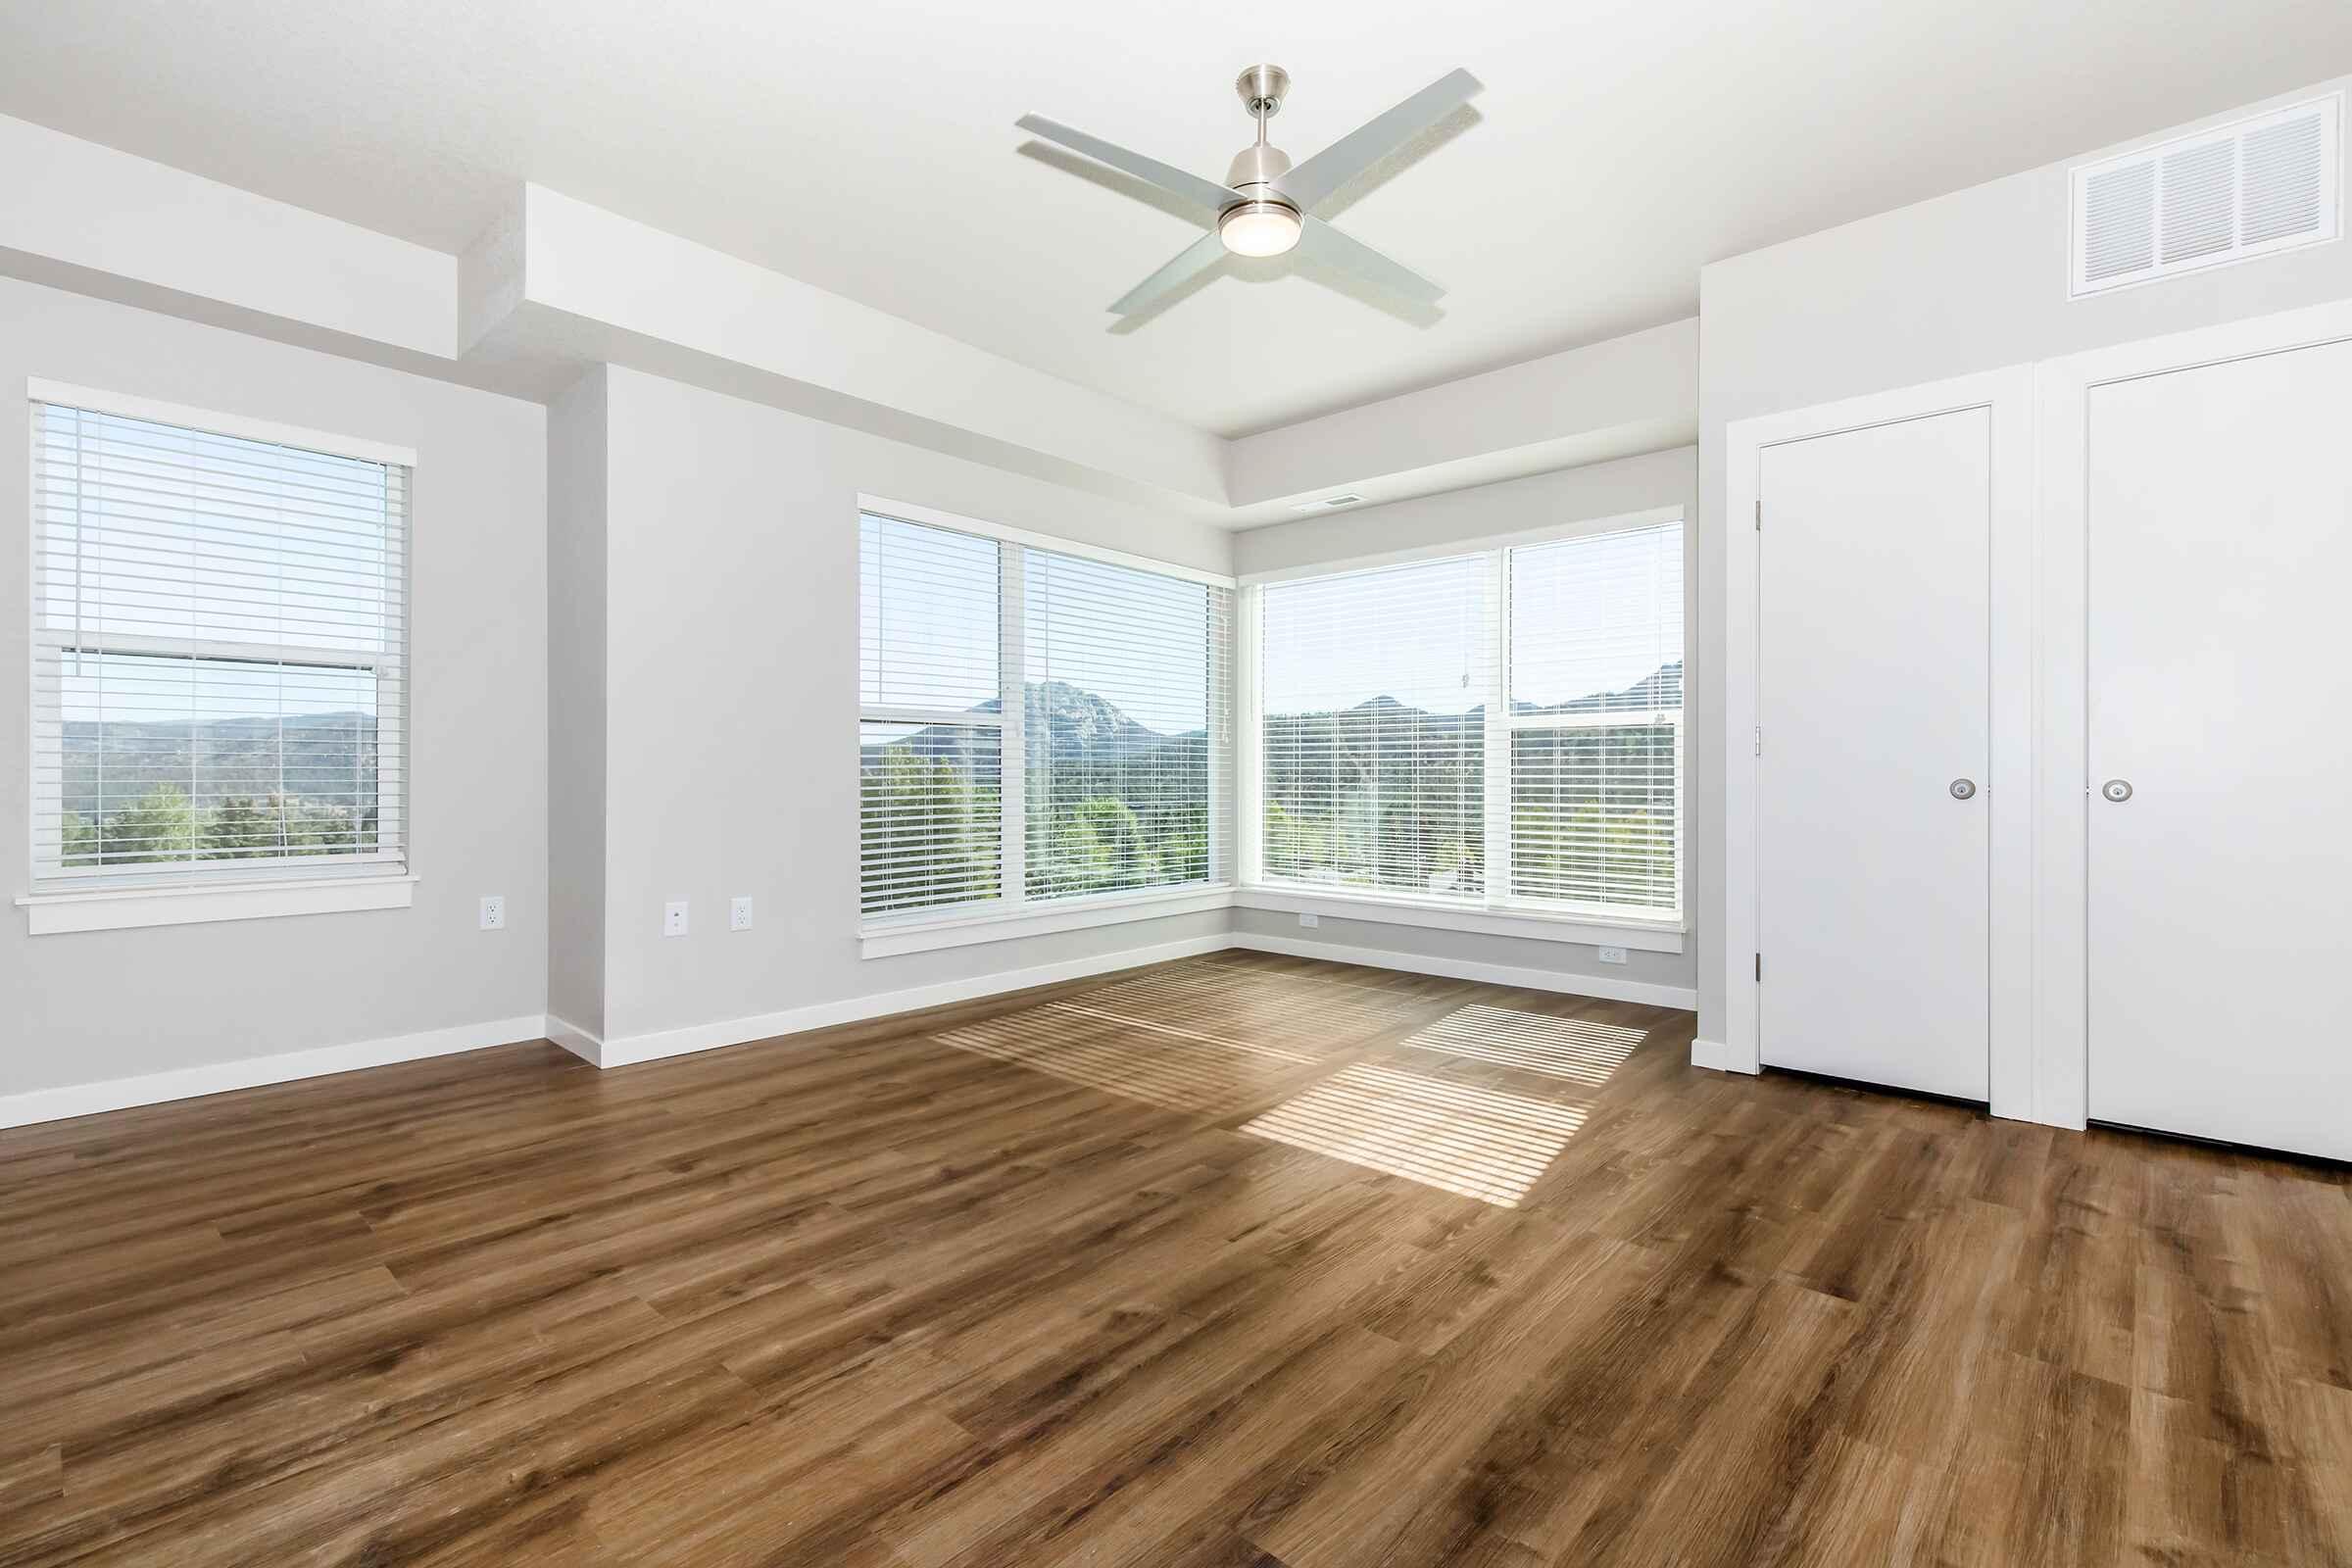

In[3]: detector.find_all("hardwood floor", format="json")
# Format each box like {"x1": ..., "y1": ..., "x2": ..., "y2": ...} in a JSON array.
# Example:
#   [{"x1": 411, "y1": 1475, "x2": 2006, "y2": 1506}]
[{"x1": 3, "y1": 951, "x2": 2347, "y2": 1567}]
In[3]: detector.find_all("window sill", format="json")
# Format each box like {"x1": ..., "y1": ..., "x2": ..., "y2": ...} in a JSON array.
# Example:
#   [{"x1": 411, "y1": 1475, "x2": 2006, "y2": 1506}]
[
  {"x1": 18, "y1": 872, "x2": 417, "y2": 935},
  {"x1": 860, "y1": 884, "x2": 1234, "y2": 958},
  {"x1": 1234, "y1": 886, "x2": 1686, "y2": 954}
]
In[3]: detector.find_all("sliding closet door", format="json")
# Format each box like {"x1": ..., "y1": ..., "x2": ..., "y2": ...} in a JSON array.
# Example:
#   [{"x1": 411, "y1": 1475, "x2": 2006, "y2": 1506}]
[
  {"x1": 2086, "y1": 339, "x2": 2352, "y2": 1161},
  {"x1": 1757, "y1": 411, "x2": 1992, "y2": 1100}
]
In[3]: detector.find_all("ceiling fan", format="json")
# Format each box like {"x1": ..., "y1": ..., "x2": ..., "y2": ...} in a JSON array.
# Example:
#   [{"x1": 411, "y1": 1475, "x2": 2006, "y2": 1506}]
[{"x1": 1017, "y1": 64, "x2": 1482, "y2": 318}]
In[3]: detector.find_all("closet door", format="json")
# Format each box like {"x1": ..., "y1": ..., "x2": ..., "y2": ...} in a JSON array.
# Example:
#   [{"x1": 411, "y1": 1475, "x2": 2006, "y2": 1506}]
[
  {"x1": 2086, "y1": 339, "x2": 2352, "y2": 1161},
  {"x1": 1757, "y1": 410, "x2": 1992, "y2": 1100}
]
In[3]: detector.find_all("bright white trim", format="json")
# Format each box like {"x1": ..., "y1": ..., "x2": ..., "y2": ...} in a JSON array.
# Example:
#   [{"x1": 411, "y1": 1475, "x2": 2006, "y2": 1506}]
[
  {"x1": 859, "y1": 493, "x2": 1235, "y2": 588},
  {"x1": 1689, "y1": 1038, "x2": 1735, "y2": 1072},
  {"x1": 19, "y1": 872, "x2": 417, "y2": 934},
  {"x1": 2030, "y1": 296, "x2": 2352, "y2": 1135},
  {"x1": 1238, "y1": 504, "x2": 1686, "y2": 585},
  {"x1": 859, "y1": 884, "x2": 1233, "y2": 957},
  {"x1": 1724, "y1": 367, "x2": 2038, "y2": 1109},
  {"x1": 576, "y1": 934, "x2": 1235, "y2": 1068},
  {"x1": 1230, "y1": 932, "x2": 1696, "y2": 1010},
  {"x1": 0, "y1": 1013, "x2": 547, "y2": 1129},
  {"x1": 25, "y1": 377, "x2": 418, "y2": 467},
  {"x1": 544, "y1": 1014, "x2": 602, "y2": 1066},
  {"x1": 1235, "y1": 886, "x2": 1685, "y2": 953}
]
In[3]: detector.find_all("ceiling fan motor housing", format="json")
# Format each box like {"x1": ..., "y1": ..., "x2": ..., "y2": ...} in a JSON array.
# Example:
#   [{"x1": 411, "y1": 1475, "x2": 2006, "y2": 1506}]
[{"x1": 1224, "y1": 141, "x2": 1295, "y2": 201}]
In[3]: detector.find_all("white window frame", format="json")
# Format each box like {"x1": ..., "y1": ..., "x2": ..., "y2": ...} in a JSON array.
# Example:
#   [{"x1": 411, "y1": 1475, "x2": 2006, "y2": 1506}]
[
  {"x1": 17, "y1": 382, "x2": 417, "y2": 935},
  {"x1": 857, "y1": 495, "x2": 1238, "y2": 957},
  {"x1": 1237, "y1": 504, "x2": 1688, "y2": 952}
]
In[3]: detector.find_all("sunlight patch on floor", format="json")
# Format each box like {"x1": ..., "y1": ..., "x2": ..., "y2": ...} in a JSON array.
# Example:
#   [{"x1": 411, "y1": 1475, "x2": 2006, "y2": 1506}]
[
  {"x1": 937, "y1": 1003, "x2": 1320, "y2": 1115},
  {"x1": 1239, "y1": 1062, "x2": 1591, "y2": 1207},
  {"x1": 1400, "y1": 1004, "x2": 1645, "y2": 1087}
]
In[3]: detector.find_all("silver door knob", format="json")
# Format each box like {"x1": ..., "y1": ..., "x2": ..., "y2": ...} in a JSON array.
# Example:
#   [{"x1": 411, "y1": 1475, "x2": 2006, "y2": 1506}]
[
  {"x1": 1949, "y1": 778, "x2": 1977, "y2": 800},
  {"x1": 2102, "y1": 778, "x2": 2133, "y2": 803}
]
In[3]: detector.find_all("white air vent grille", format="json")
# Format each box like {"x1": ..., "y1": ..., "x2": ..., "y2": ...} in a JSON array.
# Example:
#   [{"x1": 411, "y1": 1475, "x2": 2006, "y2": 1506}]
[{"x1": 2071, "y1": 94, "x2": 2339, "y2": 297}]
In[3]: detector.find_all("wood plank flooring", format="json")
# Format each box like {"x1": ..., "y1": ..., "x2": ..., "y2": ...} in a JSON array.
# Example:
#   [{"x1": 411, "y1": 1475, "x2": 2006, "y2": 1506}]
[{"x1": 3, "y1": 951, "x2": 2347, "y2": 1566}]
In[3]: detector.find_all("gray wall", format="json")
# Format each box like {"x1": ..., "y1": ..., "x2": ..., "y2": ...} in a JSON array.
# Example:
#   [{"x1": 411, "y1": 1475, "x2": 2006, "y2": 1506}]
[
  {"x1": 0, "y1": 276, "x2": 549, "y2": 1093},
  {"x1": 593, "y1": 366, "x2": 1234, "y2": 1043},
  {"x1": 545, "y1": 368, "x2": 609, "y2": 1036},
  {"x1": 1233, "y1": 447, "x2": 1699, "y2": 1003},
  {"x1": 1691, "y1": 70, "x2": 2352, "y2": 1047}
]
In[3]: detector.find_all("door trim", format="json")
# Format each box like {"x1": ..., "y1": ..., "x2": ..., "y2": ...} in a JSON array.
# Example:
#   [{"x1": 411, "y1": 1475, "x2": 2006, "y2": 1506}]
[
  {"x1": 2034, "y1": 297, "x2": 2352, "y2": 1135},
  {"x1": 1722, "y1": 368, "x2": 2039, "y2": 1121}
]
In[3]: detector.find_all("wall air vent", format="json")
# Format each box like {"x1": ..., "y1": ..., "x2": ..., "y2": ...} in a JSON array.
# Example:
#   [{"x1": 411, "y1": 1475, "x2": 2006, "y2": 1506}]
[
  {"x1": 1291, "y1": 493, "x2": 1365, "y2": 512},
  {"x1": 2071, "y1": 94, "x2": 2339, "y2": 298}
]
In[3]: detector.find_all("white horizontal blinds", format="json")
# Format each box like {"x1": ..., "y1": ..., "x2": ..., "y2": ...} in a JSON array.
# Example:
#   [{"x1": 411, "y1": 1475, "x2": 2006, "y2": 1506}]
[
  {"x1": 1506, "y1": 521, "x2": 1684, "y2": 914},
  {"x1": 858, "y1": 514, "x2": 1004, "y2": 914},
  {"x1": 1021, "y1": 549, "x2": 1227, "y2": 901},
  {"x1": 30, "y1": 402, "x2": 408, "y2": 880},
  {"x1": 1258, "y1": 555, "x2": 1493, "y2": 896}
]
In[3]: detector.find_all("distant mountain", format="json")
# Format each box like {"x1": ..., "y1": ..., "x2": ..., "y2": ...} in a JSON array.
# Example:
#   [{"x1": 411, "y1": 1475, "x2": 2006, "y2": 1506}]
[
  {"x1": 61, "y1": 711, "x2": 381, "y2": 815},
  {"x1": 862, "y1": 679, "x2": 1200, "y2": 775}
]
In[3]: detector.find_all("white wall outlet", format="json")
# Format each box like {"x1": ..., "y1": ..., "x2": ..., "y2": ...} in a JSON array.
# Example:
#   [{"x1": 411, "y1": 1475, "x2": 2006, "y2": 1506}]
[
  {"x1": 729, "y1": 896, "x2": 754, "y2": 932},
  {"x1": 478, "y1": 895, "x2": 505, "y2": 931},
  {"x1": 1298, "y1": 911, "x2": 1320, "y2": 929},
  {"x1": 662, "y1": 899, "x2": 689, "y2": 938},
  {"x1": 1596, "y1": 945, "x2": 1629, "y2": 965}
]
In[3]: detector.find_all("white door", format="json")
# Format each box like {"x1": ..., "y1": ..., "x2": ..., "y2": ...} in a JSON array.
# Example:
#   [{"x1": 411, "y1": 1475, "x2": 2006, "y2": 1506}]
[
  {"x1": 2086, "y1": 339, "x2": 2352, "y2": 1161},
  {"x1": 1758, "y1": 410, "x2": 1992, "y2": 1100}
]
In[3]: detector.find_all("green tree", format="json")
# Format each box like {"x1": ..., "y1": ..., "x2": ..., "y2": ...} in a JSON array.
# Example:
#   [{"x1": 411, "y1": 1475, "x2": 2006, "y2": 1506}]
[{"x1": 101, "y1": 783, "x2": 196, "y2": 864}]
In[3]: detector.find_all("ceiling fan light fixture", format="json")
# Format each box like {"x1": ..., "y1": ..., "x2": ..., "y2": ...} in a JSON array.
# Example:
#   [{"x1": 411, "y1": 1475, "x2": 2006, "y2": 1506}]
[{"x1": 1219, "y1": 199, "x2": 1302, "y2": 258}]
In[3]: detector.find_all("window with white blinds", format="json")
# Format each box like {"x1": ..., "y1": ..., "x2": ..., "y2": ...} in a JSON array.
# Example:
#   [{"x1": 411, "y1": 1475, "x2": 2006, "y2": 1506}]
[
  {"x1": 30, "y1": 399, "x2": 410, "y2": 885},
  {"x1": 1251, "y1": 516, "x2": 1684, "y2": 924},
  {"x1": 1257, "y1": 555, "x2": 1492, "y2": 897},
  {"x1": 858, "y1": 510, "x2": 1231, "y2": 922},
  {"x1": 1506, "y1": 521, "x2": 1684, "y2": 914}
]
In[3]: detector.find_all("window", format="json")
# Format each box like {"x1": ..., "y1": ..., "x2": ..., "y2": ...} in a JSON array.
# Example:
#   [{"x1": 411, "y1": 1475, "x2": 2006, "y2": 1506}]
[
  {"x1": 1251, "y1": 516, "x2": 1683, "y2": 924},
  {"x1": 1257, "y1": 555, "x2": 1492, "y2": 896},
  {"x1": 30, "y1": 395, "x2": 410, "y2": 891},
  {"x1": 858, "y1": 509, "x2": 1231, "y2": 925}
]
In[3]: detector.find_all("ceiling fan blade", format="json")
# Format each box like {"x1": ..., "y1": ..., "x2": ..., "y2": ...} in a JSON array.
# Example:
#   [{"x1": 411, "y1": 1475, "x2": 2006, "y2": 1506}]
[
  {"x1": 1109, "y1": 232, "x2": 1229, "y2": 316},
  {"x1": 1271, "y1": 68, "x2": 1483, "y2": 214},
  {"x1": 1297, "y1": 217, "x2": 1445, "y2": 305},
  {"x1": 1016, "y1": 114, "x2": 1238, "y2": 219}
]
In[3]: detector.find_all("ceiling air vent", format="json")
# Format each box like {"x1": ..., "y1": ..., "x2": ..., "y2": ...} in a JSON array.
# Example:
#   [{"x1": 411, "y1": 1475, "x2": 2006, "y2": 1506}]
[
  {"x1": 2070, "y1": 94, "x2": 2339, "y2": 298},
  {"x1": 1291, "y1": 493, "x2": 1364, "y2": 512}
]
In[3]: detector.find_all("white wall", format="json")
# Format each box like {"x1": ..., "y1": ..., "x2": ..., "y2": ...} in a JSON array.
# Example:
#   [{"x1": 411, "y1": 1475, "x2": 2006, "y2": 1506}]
[
  {"x1": 0, "y1": 276, "x2": 549, "y2": 1096},
  {"x1": 546, "y1": 368, "x2": 609, "y2": 1037},
  {"x1": 1233, "y1": 447, "x2": 1699, "y2": 1004},
  {"x1": 1692, "y1": 72, "x2": 2352, "y2": 1050},
  {"x1": 587, "y1": 366, "x2": 1234, "y2": 1047}
]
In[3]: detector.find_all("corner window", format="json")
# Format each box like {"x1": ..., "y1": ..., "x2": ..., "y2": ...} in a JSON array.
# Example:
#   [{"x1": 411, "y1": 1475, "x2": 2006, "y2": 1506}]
[
  {"x1": 858, "y1": 510, "x2": 1232, "y2": 924},
  {"x1": 1251, "y1": 517, "x2": 1683, "y2": 923}
]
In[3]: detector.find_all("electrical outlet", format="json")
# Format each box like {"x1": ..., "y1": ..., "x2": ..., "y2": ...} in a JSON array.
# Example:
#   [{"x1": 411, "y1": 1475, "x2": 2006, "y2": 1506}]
[
  {"x1": 730, "y1": 896, "x2": 754, "y2": 932},
  {"x1": 662, "y1": 900, "x2": 689, "y2": 938},
  {"x1": 1596, "y1": 945, "x2": 1629, "y2": 965},
  {"x1": 1298, "y1": 911, "x2": 1319, "y2": 929},
  {"x1": 478, "y1": 895, "x2": 505, "y2": 931}
]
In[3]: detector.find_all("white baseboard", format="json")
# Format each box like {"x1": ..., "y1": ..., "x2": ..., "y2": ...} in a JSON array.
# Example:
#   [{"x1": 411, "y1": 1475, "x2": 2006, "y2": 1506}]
[
  {"x1": 544, "y1": 1013, "x2": 602, "y2": 1066},
  {"x1": 1229, "y1": 933, "x2": 1699, "y2": 1011},
  {"x1": 1690, "y1": 1038, "x2": 1753, "y2": 1073},
  {"x1": 0, "y1": 1013, "x2": 551, "y2": 1129},
  {"x1": 572, "y1": 934, "x2": 1235, "y2": 1069}
]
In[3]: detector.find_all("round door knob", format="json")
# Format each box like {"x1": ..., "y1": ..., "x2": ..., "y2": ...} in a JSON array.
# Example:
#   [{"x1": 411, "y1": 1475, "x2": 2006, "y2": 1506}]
[
  {"x1": 2102, "y1": 778, "x2": 2133, "y2": 803},
  {"x1": 1949, "y1": 778, "x2": 1977, "y2": 800}
]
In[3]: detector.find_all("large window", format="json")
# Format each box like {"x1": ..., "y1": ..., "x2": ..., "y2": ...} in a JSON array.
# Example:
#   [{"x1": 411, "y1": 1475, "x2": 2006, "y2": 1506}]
[
  {"x1": 858, "y1": 510, "x2": 1230, "y2": 921},
  {"x1": 30, "y1": 396, "x2": 410, "y2": 886},
  {"x1": 1253, "y1": 517, "x2": 1683, "y2": 922}
]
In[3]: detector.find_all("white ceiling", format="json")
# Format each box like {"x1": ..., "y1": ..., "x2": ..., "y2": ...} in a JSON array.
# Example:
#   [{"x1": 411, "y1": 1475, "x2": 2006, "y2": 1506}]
[{"x1": 5, "y1": 1, "x2": 2350, "y2": 437}]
